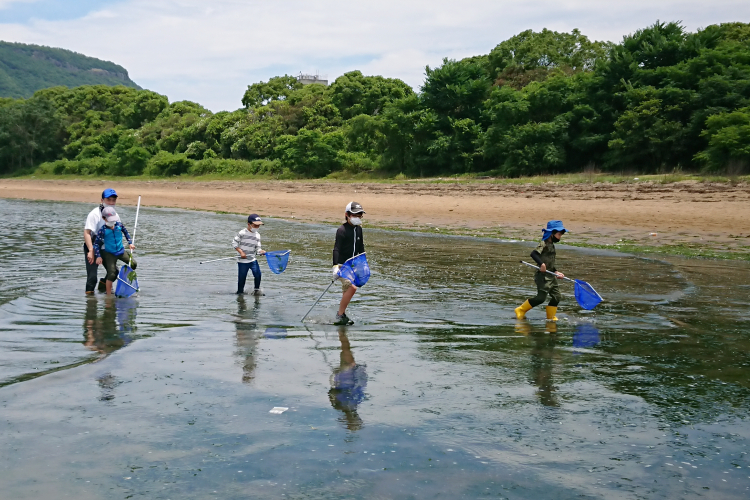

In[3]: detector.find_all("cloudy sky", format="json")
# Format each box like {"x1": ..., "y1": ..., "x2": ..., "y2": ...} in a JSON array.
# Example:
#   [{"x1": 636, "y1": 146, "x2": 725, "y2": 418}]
[{"x1": 1, "y1": 0, "x2": 749, "y2": 111}]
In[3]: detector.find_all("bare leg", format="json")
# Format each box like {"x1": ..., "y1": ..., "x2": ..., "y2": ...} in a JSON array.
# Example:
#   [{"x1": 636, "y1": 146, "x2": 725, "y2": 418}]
[
  {"x1": 106, "y1": 280, "x2": 113, "y2": 295},
  {"x1": 337, "y1": 286, "x2": 357, "y2": 316}
]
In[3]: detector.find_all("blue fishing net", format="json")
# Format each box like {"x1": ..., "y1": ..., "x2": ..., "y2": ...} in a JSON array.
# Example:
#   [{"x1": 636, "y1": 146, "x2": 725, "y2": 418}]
[
  {"x1": 337, "y1": 253, "x2": 370, "y2": 287},
  {"x1": 263, "y1": 327, "x2": 288, "y2": 339},
  {"x1": 574, "y1": 279, "x2": 602, "y2": 310},
  {"x1": 330, "y1": 364, "x2": 368, "y2": 407},
  {"x1": 115, "y1": 265, "x2": 139, "y2": 298},
  {"x1": 573, "y1": 323, "x2": 600, "y2": 348},
  {"x1": 265, "y1": 250, "x2": 291, "y2": 274}
]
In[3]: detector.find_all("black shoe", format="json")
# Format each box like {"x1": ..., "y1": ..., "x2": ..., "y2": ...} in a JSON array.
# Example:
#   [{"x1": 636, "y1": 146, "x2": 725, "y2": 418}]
[
  {"x1": 334, "y1": 313, "x2": 354, "y2": 326},
  {"x1": 97, "y1": 279, "x2": 106, "y2": 293},
  {"x1": 236, "y1": 291, "x2": 244, "y2": 295}
]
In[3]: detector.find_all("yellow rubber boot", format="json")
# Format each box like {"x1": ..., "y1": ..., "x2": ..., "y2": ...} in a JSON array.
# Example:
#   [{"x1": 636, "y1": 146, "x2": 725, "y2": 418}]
[
  {"x1": 515, "y1": 300, "x2": 533, "y2": 320},
  {"x1": 546, "y1": 306, "x2": 558, "y2": 321}
]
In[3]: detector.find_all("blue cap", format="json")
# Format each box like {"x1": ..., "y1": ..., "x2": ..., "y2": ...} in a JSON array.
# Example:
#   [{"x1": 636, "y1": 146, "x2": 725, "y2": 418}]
[
  {"x1": 247, "y1": 214, "x2": 263, "y2": 224},
  {"x1": 102, "y1": 188, "x2": 118, "y2": 199},
  {"x1": 542, "y1": 220, "x2": 567, "y2": 241}
]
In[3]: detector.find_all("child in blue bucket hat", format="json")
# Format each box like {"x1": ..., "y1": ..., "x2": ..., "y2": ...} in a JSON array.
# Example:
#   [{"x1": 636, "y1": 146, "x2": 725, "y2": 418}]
[{"x1": 515, "y1": 220, "x2": 568, "y2": 321}]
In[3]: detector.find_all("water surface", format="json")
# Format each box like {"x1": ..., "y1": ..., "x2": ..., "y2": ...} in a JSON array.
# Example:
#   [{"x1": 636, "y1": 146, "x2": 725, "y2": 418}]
[{"x1": 0, "y1": 198, "x2": 748, "y2": 499}]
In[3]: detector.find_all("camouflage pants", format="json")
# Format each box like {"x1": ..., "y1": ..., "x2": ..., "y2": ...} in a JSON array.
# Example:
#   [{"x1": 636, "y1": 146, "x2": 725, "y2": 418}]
[
  {"x1": 528, "y1": 272, "x2": 561, "y2": 307},
  {"x1": 102, "y1": 250, "x2": 136, "y2": 282}
]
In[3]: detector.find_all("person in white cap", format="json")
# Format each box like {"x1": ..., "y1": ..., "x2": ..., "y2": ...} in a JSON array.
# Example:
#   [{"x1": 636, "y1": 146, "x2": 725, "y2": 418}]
[
  {"x1": 331, "y1": 201, "x2": 366, "y2": 325},
  {"x1": 92, "y1": 206, "x2": 136, "y2": 295},
  {"x1": 232, "y1": 213, "x2": 266, "y2": 296}
]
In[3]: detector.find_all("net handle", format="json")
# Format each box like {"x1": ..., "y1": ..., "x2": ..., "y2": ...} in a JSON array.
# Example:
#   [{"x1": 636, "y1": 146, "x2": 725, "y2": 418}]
[
  {"x1": 128, "y1": 196, "x2": 141, "y2": 269},
  {"x1": 520, "y1": 260, "x2": 575, "y2": 282}
]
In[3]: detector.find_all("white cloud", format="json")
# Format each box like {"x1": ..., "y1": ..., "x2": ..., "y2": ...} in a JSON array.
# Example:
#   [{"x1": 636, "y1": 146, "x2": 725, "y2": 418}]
[
  {"x1": 2, "y1": 0, "x2": 749, "y2": 111},
  {"x1": 0, "y1": 0, "x2": 36, "y2": 8}
]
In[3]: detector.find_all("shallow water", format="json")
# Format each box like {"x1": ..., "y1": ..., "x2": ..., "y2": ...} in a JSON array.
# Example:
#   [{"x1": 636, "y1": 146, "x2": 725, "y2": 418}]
[{"x1": 0, "y1": 198, "x2": 748, "y2": 499}]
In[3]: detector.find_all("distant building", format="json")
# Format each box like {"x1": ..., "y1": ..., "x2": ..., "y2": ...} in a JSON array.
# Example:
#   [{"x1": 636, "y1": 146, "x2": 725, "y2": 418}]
[{"x1": 297, "y1": 73, "x2": 328, "y2": 86}]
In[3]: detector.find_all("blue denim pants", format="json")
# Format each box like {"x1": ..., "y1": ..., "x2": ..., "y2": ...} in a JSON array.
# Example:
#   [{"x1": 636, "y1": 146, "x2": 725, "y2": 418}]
[{"x1": 237, "y1": 260, "x2": 261, "y2": 293}]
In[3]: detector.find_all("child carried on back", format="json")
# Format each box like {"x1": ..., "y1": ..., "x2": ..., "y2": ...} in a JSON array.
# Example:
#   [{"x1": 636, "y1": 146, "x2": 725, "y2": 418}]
[{"x1": 93, "y1": 206, "x2": 136, "y2": 295}]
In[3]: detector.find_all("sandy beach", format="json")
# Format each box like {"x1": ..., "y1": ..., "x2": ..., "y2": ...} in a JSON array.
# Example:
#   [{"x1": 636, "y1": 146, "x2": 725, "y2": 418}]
[{"x1": 2, "y1": 178, "x2": 749, "y2": 254}]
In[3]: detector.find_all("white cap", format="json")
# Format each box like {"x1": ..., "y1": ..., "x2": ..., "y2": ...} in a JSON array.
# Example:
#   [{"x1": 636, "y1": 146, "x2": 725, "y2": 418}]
[{"x1": 101, "y1": 206, "x2": 120, "y2": 223}]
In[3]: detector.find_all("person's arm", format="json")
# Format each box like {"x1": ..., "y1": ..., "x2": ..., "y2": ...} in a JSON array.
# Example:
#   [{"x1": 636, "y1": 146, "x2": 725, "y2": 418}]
[
  {"x1": 93, "y1": 228, "x2": 103, "y2": 261},
  {"x1": 84, "y1": 229, "x2": 94, "y2": 252},
  {"x1": 256, "y1": 233, "x2": 265, "y2": 255},
  {"x1": 332, "y1": 226, "x2": 345, "y2": 265},
  {"x1": 120, "y1": 224, "x2": 135, "y2": 250},
  {"x1": 530, "y1": 250, "x2": 543, "y2": 266},
  {"x1": 532, "y1": 242, "x2": 546, "y2": 272},
  {"x1": 233, "y1": 231, "x2": 247, "y2": 258}
]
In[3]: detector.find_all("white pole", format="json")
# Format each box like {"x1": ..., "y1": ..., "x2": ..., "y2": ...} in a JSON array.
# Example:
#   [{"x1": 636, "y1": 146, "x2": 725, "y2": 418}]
[
  {"x1": 128, "y1": 196, "x2": 141, "y2": 269},
  {"x1": 200, "y1": 256, "x2": 239, "y2": 264}
]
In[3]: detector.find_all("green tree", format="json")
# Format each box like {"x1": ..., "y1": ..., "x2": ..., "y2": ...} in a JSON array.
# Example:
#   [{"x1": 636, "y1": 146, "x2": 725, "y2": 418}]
[
  {"x1": 241, "y1": 75, "x2": 303, "y2": 108},
  {"x1": 695, "y1": 107, "x2": 750, "y2": 172},
  {"x1": 274, "y1": 129, "x2": 342, "y2": 177},
  {"x1": 0, "y1": 96, "x2": 64, "y2": 174},
  {"x1": 329, "y1": 70, "x2": 413, "y2": 119}
]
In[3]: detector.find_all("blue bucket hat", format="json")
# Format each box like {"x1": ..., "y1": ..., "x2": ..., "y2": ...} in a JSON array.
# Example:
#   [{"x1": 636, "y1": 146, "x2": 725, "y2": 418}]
[{"x1": 542, "y1": 220, "x2": 567, "y2": 241}]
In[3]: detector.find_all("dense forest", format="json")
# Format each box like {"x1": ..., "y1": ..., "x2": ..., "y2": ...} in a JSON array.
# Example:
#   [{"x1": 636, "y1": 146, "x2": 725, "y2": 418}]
[
  {"x1": 1, "y1": 21, "x2": 749, "y2": 179},
  {"x1": 0, "y1": 41, "x2": 140, "y2": 99}
]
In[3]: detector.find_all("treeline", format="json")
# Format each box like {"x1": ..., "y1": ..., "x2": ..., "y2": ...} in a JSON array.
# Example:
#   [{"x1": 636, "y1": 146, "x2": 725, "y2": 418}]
[{"x1": 1, "y1": 21, "x2": 749, "y2": 179}]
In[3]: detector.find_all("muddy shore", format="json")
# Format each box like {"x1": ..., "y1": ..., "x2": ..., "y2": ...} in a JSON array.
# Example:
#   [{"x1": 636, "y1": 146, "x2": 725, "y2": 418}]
[{"x1": 2, "y1": 178, "x2": 749, "y2": 256}]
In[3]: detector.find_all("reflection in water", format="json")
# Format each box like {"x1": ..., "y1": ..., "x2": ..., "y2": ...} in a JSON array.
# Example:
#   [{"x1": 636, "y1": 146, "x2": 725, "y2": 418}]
[
  {"x1": 82, "y1": 297, "x2": 136, "y2": 356},
  {"x1": 234, "y1": 295, "x2": 258, "y2": 384},
  {"x1": 328, "y1": 327, "x2": 368, "y2": 431},
  {"x1": 529, "y1": 329, "x2": 559, "y2": 408},
  {"x1": 573, "y1": 323, "x2": 600, "y2": 349},
  {"x1": 82, "y1": 297, "x2": 137, "y2": 401}
]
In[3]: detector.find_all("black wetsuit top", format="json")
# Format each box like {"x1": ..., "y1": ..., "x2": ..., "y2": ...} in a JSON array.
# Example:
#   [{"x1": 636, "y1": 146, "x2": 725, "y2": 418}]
[{"x1": 333, "y1": 223, "x2": 365, "y2": 265}]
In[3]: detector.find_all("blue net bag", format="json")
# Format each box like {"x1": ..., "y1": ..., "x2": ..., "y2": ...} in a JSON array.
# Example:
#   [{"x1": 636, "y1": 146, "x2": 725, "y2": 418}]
[
  {"x1": 265, "y1": 250, "x2": 291, "y2": 274},
  {"x1": 574, "y1": 279, "x2": 602, "y2": 310},
  {"x1": 115, "y1": 265, "x2": 139, "y2": 298},
  {"x1": 573, "y1": 324, "x2": 600, "y2": 348},
  {"x1": 337, "y1": 253, "x2": 370, "y2": 287},
  {"x1": 263, "y1": 327, "x2": 288, "y2": 339},
  {"x1": 330, "y1": 364, "x2": 368, "y2": 407}
]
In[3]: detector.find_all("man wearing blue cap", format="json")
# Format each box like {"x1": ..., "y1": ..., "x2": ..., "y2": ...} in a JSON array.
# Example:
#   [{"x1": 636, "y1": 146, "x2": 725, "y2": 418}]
[
  {"x1": 83, "y1": 189, "x2": 119, "y2": 294},
  {"x1": 515, "y1": 220, "x2": 567, "y2": 321}
]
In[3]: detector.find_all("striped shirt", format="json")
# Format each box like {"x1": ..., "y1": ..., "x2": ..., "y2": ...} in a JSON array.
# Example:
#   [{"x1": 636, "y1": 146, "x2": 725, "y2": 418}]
[{"x1": 232, "y1": 228, "x2": 262, "y2": 263}]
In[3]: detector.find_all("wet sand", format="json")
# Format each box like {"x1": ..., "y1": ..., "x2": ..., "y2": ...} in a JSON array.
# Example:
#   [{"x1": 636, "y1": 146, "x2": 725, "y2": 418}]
[{"x1": 2, "y1": 178, "x2": 749, "y2": 253}]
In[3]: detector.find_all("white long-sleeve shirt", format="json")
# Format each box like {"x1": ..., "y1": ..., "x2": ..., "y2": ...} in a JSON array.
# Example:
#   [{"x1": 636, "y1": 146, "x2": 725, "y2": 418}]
[{"x1": 232, "y1": 228, "x2": 262, "y2": 263}]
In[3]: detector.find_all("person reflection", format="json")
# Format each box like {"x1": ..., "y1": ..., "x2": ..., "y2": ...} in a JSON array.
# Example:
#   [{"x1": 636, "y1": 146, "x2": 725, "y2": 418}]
[
  {"x1": 82, "y1": 296, "x2": 137, "y2": 401},
  {"x1": 528, "y1": 325, "x2": 560, "y2": 408},
  {"x1": 82, "y1": 296, "x2": 135, "y2": 356},
  {"x1": 234, "y1": 294, "x2": 258, "y2": 384},
  {"x1": 328, "y1": 326, "x2": 368, "y2": 431}
]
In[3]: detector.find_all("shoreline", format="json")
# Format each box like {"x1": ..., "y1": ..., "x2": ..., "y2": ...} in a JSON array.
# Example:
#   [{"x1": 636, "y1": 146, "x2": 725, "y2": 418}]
[{"x1": 2, "y1": 177, "x2": 749, "y2": 260}]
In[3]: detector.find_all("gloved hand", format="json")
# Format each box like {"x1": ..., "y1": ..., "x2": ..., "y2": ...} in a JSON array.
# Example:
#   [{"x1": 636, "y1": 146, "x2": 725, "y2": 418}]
[{"x1": 332, "y1": 264, "x2": 342, "y2": 280}]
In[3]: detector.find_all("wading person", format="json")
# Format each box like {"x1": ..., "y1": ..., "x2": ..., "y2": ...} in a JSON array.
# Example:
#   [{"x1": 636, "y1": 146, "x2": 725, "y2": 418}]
[
  {"x1": 332, "y1": 201, "x2": 366, "y2": 325},
  {"x1": 93, "y1": 206, "x2": 136, "y2": 295},
  {"x1": 83, "y1": 188, "x2": 118, "y2": 294},
  {"x1": 515, "y1": 220, "x2": 567, "y2": 321},
  {"x1": 232, "y1": 214, "x2": 266, "y2": 296}
]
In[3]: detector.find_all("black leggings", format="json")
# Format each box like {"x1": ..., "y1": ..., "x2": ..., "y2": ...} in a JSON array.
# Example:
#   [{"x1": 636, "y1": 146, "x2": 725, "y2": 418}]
[{"x1": 84, "y1": 243, "x2": 99, "y2": 292}]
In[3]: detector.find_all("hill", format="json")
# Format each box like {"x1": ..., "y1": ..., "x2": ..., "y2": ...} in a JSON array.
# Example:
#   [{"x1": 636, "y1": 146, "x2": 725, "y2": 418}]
[{"x1": 0, "y1": 41, "x2": 140, "y2": 98}]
